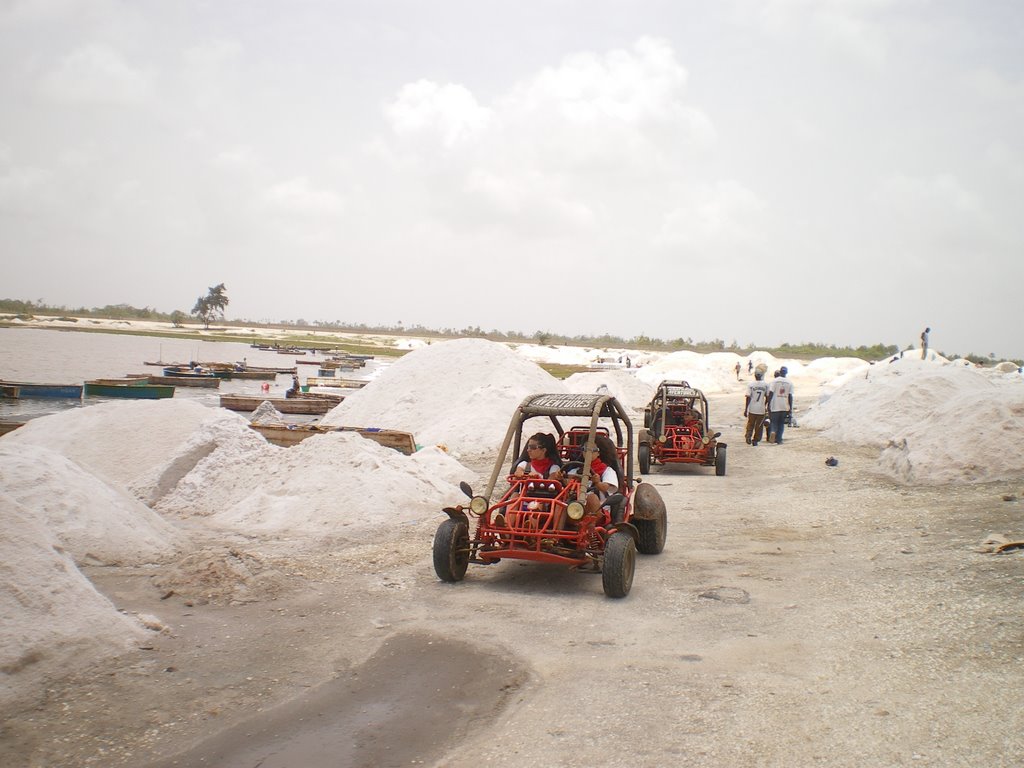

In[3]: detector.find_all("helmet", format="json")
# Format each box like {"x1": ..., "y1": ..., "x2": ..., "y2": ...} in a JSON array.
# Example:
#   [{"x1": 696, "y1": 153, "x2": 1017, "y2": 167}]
[{"x1": 780, "y1": 366, "x2": 788, "y2": 375}]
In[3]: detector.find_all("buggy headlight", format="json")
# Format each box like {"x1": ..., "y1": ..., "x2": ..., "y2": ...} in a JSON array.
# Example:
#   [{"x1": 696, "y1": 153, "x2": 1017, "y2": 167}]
[
  {"x1": 658, "y1": 434, "x2": 667, "y2": 444},
  {"x1": 566, "y1": 501, "x2": 585, "y2": 521},
  {"x1": 469, "y1": 496, "x2": 488, "y2": 515},
  {"x1": 701, "y1": 435, "x2": 710, "y2": 445}
]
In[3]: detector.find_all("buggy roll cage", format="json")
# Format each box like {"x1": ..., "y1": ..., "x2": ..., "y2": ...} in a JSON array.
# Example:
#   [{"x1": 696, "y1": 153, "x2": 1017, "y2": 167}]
[
  {"x1": 481, "y1": 393, "x2": 634, "y2": 503},
  {"x1": 650, "y1": 380, "x2": 709, "y2": 438}
]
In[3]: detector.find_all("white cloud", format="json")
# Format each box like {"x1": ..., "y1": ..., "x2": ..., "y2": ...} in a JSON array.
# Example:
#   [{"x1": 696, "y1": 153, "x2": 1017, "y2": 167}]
[
  {"x1": 262, "y1": 177, "x2": 345, "y2": 217},
  {"x1": 385, "y1": 80, "x2": 491, "y2": 148},
  {"x1": 657, "y1": 180, "x2": 768, "y2": 248},
  {"x1": 744, "y1": 0, "x2": 894, "y2": 65},
  {"x1": 378, "y1": 37, "x2": 715, "y2": 237},
  {"x1": 38, "y1": 43, "x2": 150, "y2": 105},
  {"x1": 877, "y1": 172, "x2": 982, "y2": 218},
  {"x1": 0, "y1": 165, "x2": 52, "y2": 210}
]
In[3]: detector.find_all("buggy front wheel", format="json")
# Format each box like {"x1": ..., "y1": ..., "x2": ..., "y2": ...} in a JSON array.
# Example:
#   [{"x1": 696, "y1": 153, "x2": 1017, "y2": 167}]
[
  {"x1": 715, "y1": 446, "x2": 727, "y2": 476},
  {"x1": 602, "y1": 532, "x2": 636, "y2": 598},
  {"x1": 638, "y1": 443, "x2": 651, "y2": 474},
  {"x1": 433, "y1": 518, "x2": 470, "y2": 582}
]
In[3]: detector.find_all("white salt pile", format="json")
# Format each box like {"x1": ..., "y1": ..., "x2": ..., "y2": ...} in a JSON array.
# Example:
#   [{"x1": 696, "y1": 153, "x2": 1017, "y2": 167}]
[
  {"x1": 4, "y1": 400, "x2": 250, "y2": 498},
  {"x1": 563, "y1": 370, "x2": 655, "y2": 414},
  {"x1": 321, "y1": 339, "x2": 567, "y2": 456},
  {"x1": 157, "y1": 432, "x2": 471, "y2": 537},
  {"x1": 0, "y1": 443, "x2": 183, "y2": 565},
  {"x1": 803, "y1": 357, "x2": 1024, "y2": 484},
  {"x1": 0, "y1": 494, "x2": 146, "y2": 709}
]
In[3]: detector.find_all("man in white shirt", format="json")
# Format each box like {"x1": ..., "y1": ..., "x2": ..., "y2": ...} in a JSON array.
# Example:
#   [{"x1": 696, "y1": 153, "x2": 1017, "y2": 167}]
[
  {"x1": 743, "y1": 370, "x2": 770, "y2": 445},
  {"x1": 766, "y1": 367, "x2": 794, "y2": 444}
]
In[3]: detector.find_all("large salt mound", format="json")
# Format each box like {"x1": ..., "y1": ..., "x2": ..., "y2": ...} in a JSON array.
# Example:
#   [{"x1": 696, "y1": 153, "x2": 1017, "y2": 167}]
[
  {"x1": 0, "y1": 494, "x2": 146, "y2": 709},
  {"x1": 4, "y1": 400, "x2": 250, "y2": 499},
  {"x1": 320, "y1": 339, "x2": 567, "y2": 455},
  {"x1": 0, "y1": 444, "x2": 183, "y2": 565},
  {"x1": 129, "y1": 407, "x2": 268, "y2": 506},
  {"x1": 157, "y1": 432, "x2": 474, "y2": 537},
  {"x1": 563, "y1": 370, "x2": 655, "y2": 414},
  {"x1": 803, "y1": 360, "x2": 1024, "y2": 484}
]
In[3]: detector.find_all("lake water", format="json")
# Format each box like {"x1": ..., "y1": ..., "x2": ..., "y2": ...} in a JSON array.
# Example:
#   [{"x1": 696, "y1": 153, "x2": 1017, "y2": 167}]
[{"x1": 0, "y1": 326, "x2": 388, "y2": 423}]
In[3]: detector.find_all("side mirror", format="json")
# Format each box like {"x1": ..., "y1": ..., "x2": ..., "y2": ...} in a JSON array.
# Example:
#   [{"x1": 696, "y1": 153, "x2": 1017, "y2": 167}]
[
  {"x1": 713, "y1": 432, "x2": 722, "y2": 439},
  {"x1": 459, "y1": 481, "x2": 474, "y2": 499}
]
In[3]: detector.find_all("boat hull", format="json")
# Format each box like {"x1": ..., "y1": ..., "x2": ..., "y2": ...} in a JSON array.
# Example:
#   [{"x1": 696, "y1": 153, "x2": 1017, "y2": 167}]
[
  {"x1": 219, "y1": 395, "x2": 333, "y2": 414},
  {"x1": 248, "y1": 424, "x2": 416, "y2": 453},
  {"x1": 0, "y1": 380, "x2": 82, "y2": 398},
  {"x1": 84, "y1": 381, "x2": 175, "y2": 399}
]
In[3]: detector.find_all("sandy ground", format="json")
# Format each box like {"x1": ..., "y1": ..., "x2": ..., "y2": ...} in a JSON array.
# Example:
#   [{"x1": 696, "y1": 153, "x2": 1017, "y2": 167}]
[{"x1": 2, "y1": 395, "x2": 1023, "y2": 767}]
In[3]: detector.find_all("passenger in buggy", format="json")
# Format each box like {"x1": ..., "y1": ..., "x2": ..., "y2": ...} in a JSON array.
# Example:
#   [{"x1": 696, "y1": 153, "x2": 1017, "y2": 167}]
[
  {"x1": 573, "y1": 434, "x2": 622, "y2": 519},
  {"x1": 496, "y1": 433, "x2": 562, "y2": 528},
  {"x1": 513, "y1": 432, "x2": 562, "y2": 479}
]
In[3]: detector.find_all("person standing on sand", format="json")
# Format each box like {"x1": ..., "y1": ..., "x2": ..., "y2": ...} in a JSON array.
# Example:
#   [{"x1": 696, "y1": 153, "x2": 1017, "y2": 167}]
[
  {"x1": 766, "y1": 366, "x2": 794, "y2": 444},
  {"x1": 921, "y1": 327, "x2": 931, "y2": 360},
  {"x1": 734, "y1": 362, "x2": 741, "y2": 380},
  {"x1": 743, "y1": 369, "x2": 770, "y2": 445}
]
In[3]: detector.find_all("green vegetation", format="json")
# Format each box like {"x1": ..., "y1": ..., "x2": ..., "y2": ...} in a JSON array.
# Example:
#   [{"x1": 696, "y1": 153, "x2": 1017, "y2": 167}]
[{"x1": 1, "y1": 298, "x2": 1019, "y2": 366}]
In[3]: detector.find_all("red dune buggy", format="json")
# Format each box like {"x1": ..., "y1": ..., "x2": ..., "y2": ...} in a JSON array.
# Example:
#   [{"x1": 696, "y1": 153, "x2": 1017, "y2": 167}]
[
  {"x1": 432, "y1": 393, "x2": 668, "y2": 598},
  {"x1": 637, "y1": 381, "x2": 726, "y2": 476}
]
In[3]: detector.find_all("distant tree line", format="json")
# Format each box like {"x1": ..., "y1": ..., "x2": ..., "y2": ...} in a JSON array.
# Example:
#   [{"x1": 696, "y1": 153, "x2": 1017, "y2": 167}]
[{"x1": 2, "y1": 297, "x2": 1020, "y2": 366}]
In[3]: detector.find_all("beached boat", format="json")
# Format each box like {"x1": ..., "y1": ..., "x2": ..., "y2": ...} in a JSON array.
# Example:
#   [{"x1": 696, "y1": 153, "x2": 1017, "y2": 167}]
[
  {"x1": 84, "y1": 379, "x2": 175, "y2": 399},
  {"x1": 295, "y1": 359, "x2": 324, "y2": 365},
  {"x1": 125, "y1": 374, "x2": 221, "y2": 388},
  {"x1": 322, "y1": 358, "x2": 366, "y2": 369},
  {"x1": 248, "y1": 424, "x2": 417, "y2": 454},
  {"x1": 0, "y1": 421, "x2": 25, "y2": 436},
  {"x1": 226, "y1": 369, "x2": 280, "y2": 380},
  {"x1": 0, "y1": 380, "x2": 83, "y2": 398},
  {"x1": 303, "y1": 377, "x2": 367, "y2": 389},
  {"x1": 162, "y1": 366, "x2": 226, "y2": 379},
  {"x1": 218, "y1": 395, "x2": 335, "y2": 414},
  {"x1": 1, "y1": 384, "x2": 19, "y2": 398}
]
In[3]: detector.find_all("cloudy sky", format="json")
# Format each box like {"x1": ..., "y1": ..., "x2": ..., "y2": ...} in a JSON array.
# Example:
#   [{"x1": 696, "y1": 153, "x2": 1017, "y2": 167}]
[{"x1": 2, "y1": 1, "x2": 1022, "y2": 358}]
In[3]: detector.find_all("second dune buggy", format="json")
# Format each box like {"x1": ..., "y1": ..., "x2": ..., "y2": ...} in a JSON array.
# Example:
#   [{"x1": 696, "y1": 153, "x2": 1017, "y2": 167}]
[{"x1": 637, "y1": 380, "x2": 726, "y2": 476}]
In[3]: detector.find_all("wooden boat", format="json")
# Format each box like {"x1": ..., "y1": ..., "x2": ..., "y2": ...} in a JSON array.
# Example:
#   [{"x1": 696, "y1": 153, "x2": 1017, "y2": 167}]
[
  {"x1": 248, "y1": 424, "x2": 417, "y2": 454},
  {"x1": 1, "y1": 384, "x2": 19, "y2": 398},
  {"x1": 322, "y1": 359, "x2": 366, "y2": 369},
  {"x1": 85, "y1": 379, "x2": 175, "y2": 399},
  {"x1": 304, "y1": 377, "x2": 367, "y2": 388},
  {"x1": 162, "y1": 366, "x2": 224, "y2": 379},
  {"x1": 226, "y1": 369, "x2": 279, "y2": 380},
  {"x1": 0, "y1": 380, "x2": 82, "y2": 398},
  {"x1": 294, "y1": 390, "x2": 345, "y2": 404},
  {"x1": 218, "y1": 395, "x2": 334, "y2": 414},
  {"x1": 125, "y1": 373, "x2": 221, "y2": 388},
  {"x1": 0, "y1": 421, "x2": 25, "y2": 436},
  {"x1": 295, "y1": 359, "x2": 324, "y2": 365}
]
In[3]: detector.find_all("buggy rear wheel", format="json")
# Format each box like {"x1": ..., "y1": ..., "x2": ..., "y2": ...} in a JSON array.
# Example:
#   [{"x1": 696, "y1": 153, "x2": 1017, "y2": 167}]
[
  {"x1": 602, "y1": 532, "x2": 636, "y2": 598},
  {"x1": 433, "y1": 518, "x2": 470, "y2": 582},
  {"x1": 638, "y1": 443, "x2": 651, "y2": 474},
  {"x1": 715, "y1": 445, "x2": 727, "y2": 476}
]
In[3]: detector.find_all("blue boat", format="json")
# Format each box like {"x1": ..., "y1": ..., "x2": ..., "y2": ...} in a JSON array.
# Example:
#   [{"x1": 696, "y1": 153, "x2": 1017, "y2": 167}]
[{"x1": 0, "y1": 380, "x2": 83, "y2": 399}]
